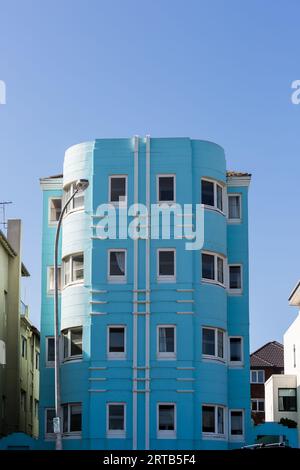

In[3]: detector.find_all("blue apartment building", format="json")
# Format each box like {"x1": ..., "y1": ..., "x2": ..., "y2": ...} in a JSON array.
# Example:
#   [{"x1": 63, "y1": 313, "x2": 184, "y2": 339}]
[{"x1": 39, "y1": 137, "x2": 251, "y2": 450}]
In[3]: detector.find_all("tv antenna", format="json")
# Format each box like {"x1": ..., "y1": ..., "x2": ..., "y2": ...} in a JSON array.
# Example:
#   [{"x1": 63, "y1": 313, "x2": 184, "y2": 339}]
[{"x1": 0, "y1": 201, "x2": 12, "y2": 230}]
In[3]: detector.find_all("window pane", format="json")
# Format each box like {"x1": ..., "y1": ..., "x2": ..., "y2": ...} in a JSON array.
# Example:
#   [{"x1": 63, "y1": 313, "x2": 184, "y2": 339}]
[
  {"x1": 49, "y1": 267, "x2": 61, "y2": 291},
  {"x1": 228, "y1": 195, "x2": 241, "y2": 219},
  {"x1": 217, "y1": 185, "x2": 223, "y2": 211},
  {"x1": 64, "y1": 258, "x2": 71, "y2": 285},
  {"x1": 251, "y1": 400, "x2": 257, "y2": 412},
  {"x1": 110, "y1": 251, "x2": 125, "y2": 276},
  {"x1": 202, "y1": 406, "x2": 215, "y2": 433},
  {"x1": 73, "y1": 254, "x2": 84, "y2": 281},
  {"x1": 202, "y1": 180, "x2": 214, "y2": 206},
  {"x1": 217, "y1": 330, "x2": 224, "y2": 358},
  {"x1": 278, "y1": 389, "x2": 297, "y2": 411},
  {"x1": 50, "y1": 198, "x2": 62, "y2": 222},
  {"x1": 63, "y1": 332, "x2": 69, "y2": 359},
  {"x1": 71, "y1": 328, "x2": 83, "y2": 356},
  {"x1": 217, "y1": 407, "x2": 224, "y2": 434},
  {"x1": 203, "y1": 328, "x2": 215, "y2": 356},
  {"x1": 46, "y1": 409, "x2": 55, "y2": 433},
  {"x1": 230, "y1": 338, "x2": 242, "y2": 362},
  {"x1": 47, "y1": 338, "x2": 55, "y2": 362},
  {"x1": 70, "y1": 404, "x2": 82, "y2": 432},
  {"x1": 159, "y1": 177, "x2": 174, "y2": 202},
  {"x1": 109, "y1": 404, "x2": 124, "y2": 430},
  {"x1": 202, "y1": 254, "x2": 214, "y2": 280},
  {"x1": 258, "y1": 400, "x2": 265, "y2": 412},
  {"x1": 217, "y1": 257, "x2": 224, "y2": 284},
  {"x1": 110, "y1": 177, "x2": 126, "y2": 203},
  {"x1": 159, "y1": 251, "x2": 175, "y2": 276},
  {"x1": 231, "y1": 411, "x2": 243, "y2": 435},
  {"x1": 257, "y1": 370, "x2": 265, "y2": 383},
  {"x1": 159, "y1": 327, "x2": 175, "y2": 353},
  {"x1": 109, "y1": 328, "x2": 125, "y2": 353},
  {"x1": 159, "y1": 405, "x2": 174, "y2": 431},
  {"x1": 229, "y1": 266, "x2": 241, "y2": 289}
]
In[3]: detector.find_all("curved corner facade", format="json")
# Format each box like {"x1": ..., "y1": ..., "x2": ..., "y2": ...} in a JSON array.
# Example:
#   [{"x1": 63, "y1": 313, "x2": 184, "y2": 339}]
[{"x1": 39, "y1": 137, "x2": 251, "y2": 449}]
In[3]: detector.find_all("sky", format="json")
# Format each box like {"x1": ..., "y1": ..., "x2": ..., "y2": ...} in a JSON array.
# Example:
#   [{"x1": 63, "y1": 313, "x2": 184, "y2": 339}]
[{"x1": 0, "y1": 0, "x2": 300, "y2": 351}]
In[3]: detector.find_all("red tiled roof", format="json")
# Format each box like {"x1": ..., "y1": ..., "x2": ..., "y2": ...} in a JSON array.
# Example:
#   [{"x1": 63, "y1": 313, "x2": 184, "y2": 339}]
[{"x1": 251, "y1": 341, "x2": 284, "y2": 368}]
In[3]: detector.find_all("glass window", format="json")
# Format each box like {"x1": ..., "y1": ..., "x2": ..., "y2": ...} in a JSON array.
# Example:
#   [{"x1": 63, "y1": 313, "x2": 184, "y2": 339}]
[
  {"x1": 46, "y1": 408, "x2": 55, "y2": 434},
  {"x1": 46, "y1": 337, "x2": 55, "y2": 364},
  {"x1": 217, "y1": 330, "x2": 224, "y2": 359},
  {"x1": 63, "y1": 253, "x2": 84, "y2": 286},
  {"x1": 229, "y1": 337, "x2": 242, "y2": 363},
  {"x1": 158, "y1": 326, "x2": 175, "y2": 356},
  {"x1": 63, "y1": 327, "x2": 83, "y2": 360},
  {"x1": 158, "y1": 250, "x2": 175, "y2": 278},
  {"x1": 65, "y1": 182, "x2": 85, "y2": 213},
  {"x1": 35, "y1": 351, "x2": 40, "y2": 370},
  {"x1": 278, "y1": 389, "x2": 297, "y2": 412},
  {"x1": 251, "y1": 399, "x2": 265, "y2": 412},
  {"x1": 201, "y1": 180, "x2": 214, "y2": 206},
  {"x1": 202, "y1": 405, "x2": 224, "y2": 435},
  {"x1": 217, "y1": 185, "x2": 223, "y2": 211},
  {"x1": 158, "y1": 404, "x2": 175, "y2": 431},
  {"x1": 217, "y1": 257, "x2": 224, "y2": 284},
  {"x1": 21, "y1": 336, "x2": 27, "y2": 358},
  {"x1": 229, "y1": 265, "x2": 242, "y2": 290},
  {"x1": 108, "y1": 404, "x2": 125, "y2": 431},
  {"x1": 230, "y1": 410, "x2": 243, "y2": 436},
  {"x1": 228, "y1": 195, "x2": 241, "y2": 220},
  {"x1": 110, "y1": 176, "x2": 127, "y2": 203},
  {"x1": 158, "y1": 176, "x2": 175, "y2": 202},
  {"x1": 62, "y1": 403, "x2": 82, "y2": 433},
  {"x1": 49, "y1": 198, "x2": 62, "y2": 223},
  {"x1": 109, "y1": 251, "x2": 126, "y2": 277},
  {"x1": 202, "y1": 253, "x2": 215, "y2": 280},
  {"x1": 108, "y1": 327, "x2": 125, "y2": 354},
  {"x1": 202, "y1": 328, "x2": 224, "y2": 360},
  {"x1": 48, "y1": 266, "x2": 61, "y2": 292},
  {"x1": 251, "y1": 370, "x2": 265, "y2": 383},
  {"x1": 72, "y1": 254, "x2": 84, "y2": 281}
]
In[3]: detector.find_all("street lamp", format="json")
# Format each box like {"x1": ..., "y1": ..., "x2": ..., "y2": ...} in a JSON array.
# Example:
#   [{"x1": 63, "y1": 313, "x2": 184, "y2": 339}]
[{"x1": 53, "y1": 178, "x2": 89, "y2": 450}]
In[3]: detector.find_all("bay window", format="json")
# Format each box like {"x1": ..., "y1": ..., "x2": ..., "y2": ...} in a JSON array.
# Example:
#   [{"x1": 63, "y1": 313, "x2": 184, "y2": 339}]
[
  {"x1": 62, "y1": 327, "x2": 83, "y2": 360},
  {"x1": 62, "y1": 253, "x2": 84, "y2": 287},
  {"x1": 202, "y1": 405, "x2": 225, "y2": 436},
  {"x1": 202, "y1": 327, "x2": 225, "y2": 360},
  {"x1": 62, "y1": 403, "x2": 82, "y2": 434},
  {"x1": 64, "y1": 182, "x2": 85, "y2": 213},
  {"x1": 202, "y1": 252, "x2": 225, "y2": 286},
  {"x1": 201, "y1": 179, "x2": 224, "y2": 212}
]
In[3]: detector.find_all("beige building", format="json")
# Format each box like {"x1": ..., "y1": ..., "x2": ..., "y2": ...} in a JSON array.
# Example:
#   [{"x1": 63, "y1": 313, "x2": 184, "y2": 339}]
[{"x1": 0, "y1": 220, "x2": 40, "y2": 438}]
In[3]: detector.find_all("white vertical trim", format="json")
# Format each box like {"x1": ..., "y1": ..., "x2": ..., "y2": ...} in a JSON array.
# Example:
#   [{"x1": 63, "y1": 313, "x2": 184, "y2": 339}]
[
  {"x1": 145, "y1": 134, "x2": 151, "y2": 450},
  {"x1": 133, "y1": 135, "x2": 139, "y2": 450}
]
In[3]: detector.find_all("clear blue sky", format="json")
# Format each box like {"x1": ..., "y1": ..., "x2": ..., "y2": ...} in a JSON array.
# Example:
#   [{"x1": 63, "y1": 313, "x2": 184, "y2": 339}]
[{"x1": 1, "y1": 0, "x2": 300, "y2": 351}]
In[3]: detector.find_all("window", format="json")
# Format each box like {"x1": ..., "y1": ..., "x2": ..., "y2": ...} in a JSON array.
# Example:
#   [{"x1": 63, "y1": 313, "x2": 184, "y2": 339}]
[
  {"x1": 157, "y1": 326, "x2": 176, "y2": 359},
  {"x1": 48, "y1": 266, "x2": 62, "y2": 293},
  {"x1": 46, "y1": 337, "x2": 55, "y2": 366},
  {"x1": 251, "y1": 399, "x2": 265, "y2": 412},
  {"x1": 202, "y1": 405, "x2": 225, "y2": 436},
  {"x1": 157, "y1": 175, "x2": 175, "y2": 203},
  {"x1": 157, "y1": 404, "x2": 176, "y2": 438},
  {"x1": 228, "y1": 194, "x2": 241, "y2": 221},
  {"x1": 34, "y1": 399, "x2": 39, "y2": 418},
  {"x1": 64, "y1": 182, "x2": 85, "y2": 213},
  {"x1": 230, "y1": 410, "x2": 244, "y2": 439},
  {"x1": 202, "y1": 327, "x2": 225, "y2": 360},
  {"x1": 229, "y1": 265, "x2": 242, "y2": 292},
  {"x1": 63, "y1": 327, "x2": 83, "y2": 361},
  {"x1": 35, "y1": 351, "x2": 40, "y2": 370},
  {"x1": 62, "y1": 403, "x2": 82, "y2": 434},
  {"x1": 108, "y1": 326, "x2": 126, "y2": 359},
  {"x1": 21, "y1": 336, "x2": 27, "y2": 359},
  {"x1": 109, "y1": 175, "x2": 127, "y2": 204},
  {"x1": 157, "y1": 249, "x2": 176, "y2": 281},
  {"x1": 202, "y1": 252, "x2": 225, "y2": 285},
  {"x1": 49, "y1": 198, "x2": 62, "y2": 223},
  {"x1": 20, "y1": 390, "x2": 26, "y2": 412},
  {"x1": 108, "y1": 250, "x2": 126, "y2": 281},
  {"x1": 62, "y1": 253, "x2": 84, "y2": 287},
  {"x1": 278, "y1": 388, "x2": 297, "y2": 412},
  {"x1": 229, "y1": 337, "x2": 243, "y2": 364},
  {"x1": 250, "y1": 370, "x2": 265, "y2": 384},
  {"x1": 45, "y1": 408, "x2": 55, "y2": 435},
  {"x1": 201, "y1": 179, "x2": 224, "y2": 212},
  {"x1": 107, "y1": 403, "x2": 126, "y2": 437}
]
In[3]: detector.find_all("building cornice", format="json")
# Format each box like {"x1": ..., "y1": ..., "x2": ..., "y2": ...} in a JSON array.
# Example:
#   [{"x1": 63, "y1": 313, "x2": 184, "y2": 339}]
[
  {"x1": 227, "y1": 175, "x2": 251, "y2": 187},
  {"x1": 39, "y1": 176, "x2": 63, "y2": 190}
]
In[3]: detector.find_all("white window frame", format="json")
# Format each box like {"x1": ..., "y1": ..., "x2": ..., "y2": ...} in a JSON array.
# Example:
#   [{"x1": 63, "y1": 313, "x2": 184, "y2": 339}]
[
  {"x1": 47, "y1": 266, "x2": 62, "y2": 294},
  {"x1": 250, "y1": 369, "x2": 265, "y2": 384},
  {"x1": 251, "y1": 399, "x2": 265, "y2": 413},
  {"x1": 229, "y1": 409, "x2": 244, "y2": 441},
  {"x1": 201, "y1": 251, "x2": 226, "y2": 287},
  {"x1": 157, "y1": 174, "x2": 176, "y2": 204},
  {"x1": 228, "y1": 336, "x2": 244, "y2": 366},
  {"x1": 62, "y1": 253, "x2": 84, "y2": 288},
  {"x1": 202, "y1": 327, "x2": 226, "y2": 362},
  {"x1": 107, "y1": 249, "x2": 127, "y2": 283},
  {"x1": 46, "y1": 337, "x2": 55, "y2": 367},
  {"x1": 48, "y1": 197, "x2": 62, "y2": 225},
  {"x1": 63, "y1": 182, "x2": 85, "y2": 215},
  {"x1": 228, "y1": 264, "x2": 243, "y2": 295},
  {"x1": 21, "y1": 335, "x2": 27, "y2": 359},
  {"x1": 109, "y1": 175, "x2": 128, "y2": 206},
  {"x1": 157, "y1": 248, "x2": 176, "y2": 283},
  {"x1": 228, "y1": 193, "x2": 242, "y2": 223},
  {"x1": 107, "y1": 325, "x2": 126, "y2": 360},
  {"x1": 62, "y1": 403, "x2": 82, "y2": 436},
  {"x1": 157, "y1": 402, "x2": 177, "y2": 439},
  {"x1": 106, "y1": 402, "x2": 126, "y2": 438},
  {"x1": 45, "y1": 408, "x2": 55, "y2": 439},
  {"x1": 201, "y1": 177, "x2": 225, "y2": 214},
  {"x1": 202, "y1": 404, "x2": 226, "y2": 439},
  {"x1": 157, "y1": 325, "x2": 177, "y2": 360},
  {"x1": 62, "y1": 327, "x2": 83, "y2": 362}
]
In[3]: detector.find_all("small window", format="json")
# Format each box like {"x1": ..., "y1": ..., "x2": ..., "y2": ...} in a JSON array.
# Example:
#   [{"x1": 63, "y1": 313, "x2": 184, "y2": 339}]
[
  {"x1": 158, "y1": 404, "x2": 176, "y2": 438},
  {"x1": 229, "y1": 337, "x2": 243, "y2": 364},
  {"x1": 108, "y1": 326, "x2": 126, "y2": 359},
  {"x1": 62, "y1": 253, "x2": 84, "y2": 287},
  {"x1": 251, "y1": 399, "x2": 264, "y2": 412},
  {"x1": 107, "y1": 403, "x2": 126, "y2": 437},
  {"x1": 64, "y1": 182, "x2": 85, "y2": 213},
  {"x1": 202, "y1": 327, "x2": 225, "y2": 360},
  {"x1": 229, "y1": 265, "x2": 242, "y2": 292},
  {"x1": 21, "y1": 336, "x2": 27, "y2": 359},
  {"x1": 201, "y1": 179, "x2": 224, "y2": 212},
  {"x1": 230, "y1": 410, "x2": 244, "y2": 438},
  {"x1": 202, "y1": 252, "x2": 225, "y2": 286},
  {"x1": 158, "y1": 175, "x2": 175, "y2": 203},
  {"x1": 202, "y1": 405, "x2": 225, "y2": 436},
  {"x1": 278, "y1": 388, "x2": 297, "y2": 412},
  {"x1": 20, "y1": 390, "x2": 27, "y2": 412},
  {"x1": 108, "y1": 250, "x2": 126, "y2": 281},
  {"x1": 157, "y1": 326, "x2": 176, "y2": 359},
  {"x1": 157, "y1": 249, "x2": 176, "y2": 281},
  {"x1": 49, "y1": 198, "x2": 62, "y2": 223},
  {"x1": 62, "y1": 403, "x2": 82, "y2": 434},
  {"x1": 250, "y1": 370, "x2": 265, "y2": 384},
  {"x1": 45, "y1": 408, "x2": 55, "y2": 435},
  {"x1": 48, "y1": 266, "x2": 62, "y2": 293},
  {"x1": 34, "y1": 399, "x2": 39, "y2": 417},
  {"x1": 63, "y1": 327, "x2": 83, "y2": 361},
  {"x1": 35, "y1": 351, "x2": 40, "y2": 370},
  {"x1": 109, "y1": 176, "x2": 127, "y2": 204},
  {"x1": 228, "y1": 194, "x2": 241, "y2": 221},
  {"x1": 46, "y1": 337, "x2": 55, "y2": 366}
]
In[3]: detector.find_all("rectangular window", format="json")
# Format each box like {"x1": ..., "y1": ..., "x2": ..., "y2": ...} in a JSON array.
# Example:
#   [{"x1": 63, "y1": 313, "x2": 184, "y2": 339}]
[
  {"x1": 107, "y1": 403, "x2": 126, "y2": 437},
  {"x1": 157, "y1": 249, "x2": 176, "y2": 281},
  {"x1": 63, "y1": 327, "x2": 83, "y2": 360},
  {"x1": 202, "y1": 405, "x2": 225, "y2": 436},
  {"x1": 62, "y1": 403, "x2": 82, "y2": 434},
  {"x1": 230, "y1": 410, "x2": 244, "y2": 439},
  {"x1": 34, "y1": 400, "x2": 39, "y2": 418},
  {"x1": 229, "y1": 265, "x2": 242, "y2": 291},
  {"x1": 45, "y1": 408, "x2": 55, "y2": 435},
  {"x1": 250, "y1": 370, "x2": 265, "y2": 384},
  {"x1": 109, "y1": 176, "x2": 127, "y2": 204},
  {"x1": 217, "y1": 185, "x2": 223, "y2": 211},
  {"x1": 251, "y1": 399, "x2": 265, "y2": 412},
  {"x1": 202, "y1": 252, "x2": 225, "y2": 285},
  {"x1": 72, "y1": 254, "x2": 84, "y2": 282},
  {"x1": 228, "y1": 194, "x2": 241, "y2": 221},
  {"x1": 49, "y1": 198, "x2": 62, "y2": 223},
  {"x1": 62, "y1": 253, "x2": 84, "y2": 287},
  {"x1": 21, "y1": 336, "x2": 27, "y2": 359},
  {"x1": 108, "y1": 249, "x2": 126, "y2": 281},
  {"x1": 158, "y1": 404, "x2": 176, "y2": 438},
  {"x1": 202, "y1": 327, "x2": 224, "y2": 360},
  {"x1": 46, "y1": 337, "x2": 55, "y2": 366},
  {"x1": 20, "y1": 390, "x2": 26, "y2": 412},
  {"x1": 158, "y1": 175, "x2": 175, "y2": 203},
  {"x1": 64, "y1": 182, "x2": 85, "y2": 213},
  {"x1": 48, "y1": 266, "x2": 62, "y2": 293},
  {"x1": 278, "y1": 388, "x2": 297, "y2": 412},
  {"x1": 157, "y1": 326, "x2": 176, "y2": 359},
  {"x1": 229, "y1": 337, "x2": 243, "y2": 364},
  {"x1": 35, "y1": 351, "x2": 40, "y2": 370},
  {"x1": 217, "y1": 257, "x2": 224, "y2": 284},
  {"x1": 108, "y1": 326, "x2": 126, "y2": 358},
  {"x1": 201, "y1": 179, "x2": 224, "y2": 212}
]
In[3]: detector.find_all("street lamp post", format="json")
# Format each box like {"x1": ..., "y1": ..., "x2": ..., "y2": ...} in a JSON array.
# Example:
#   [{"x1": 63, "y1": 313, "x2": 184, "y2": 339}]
[{"x1": 53, "y1": 179, "x2": 89, "y2": 450}]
